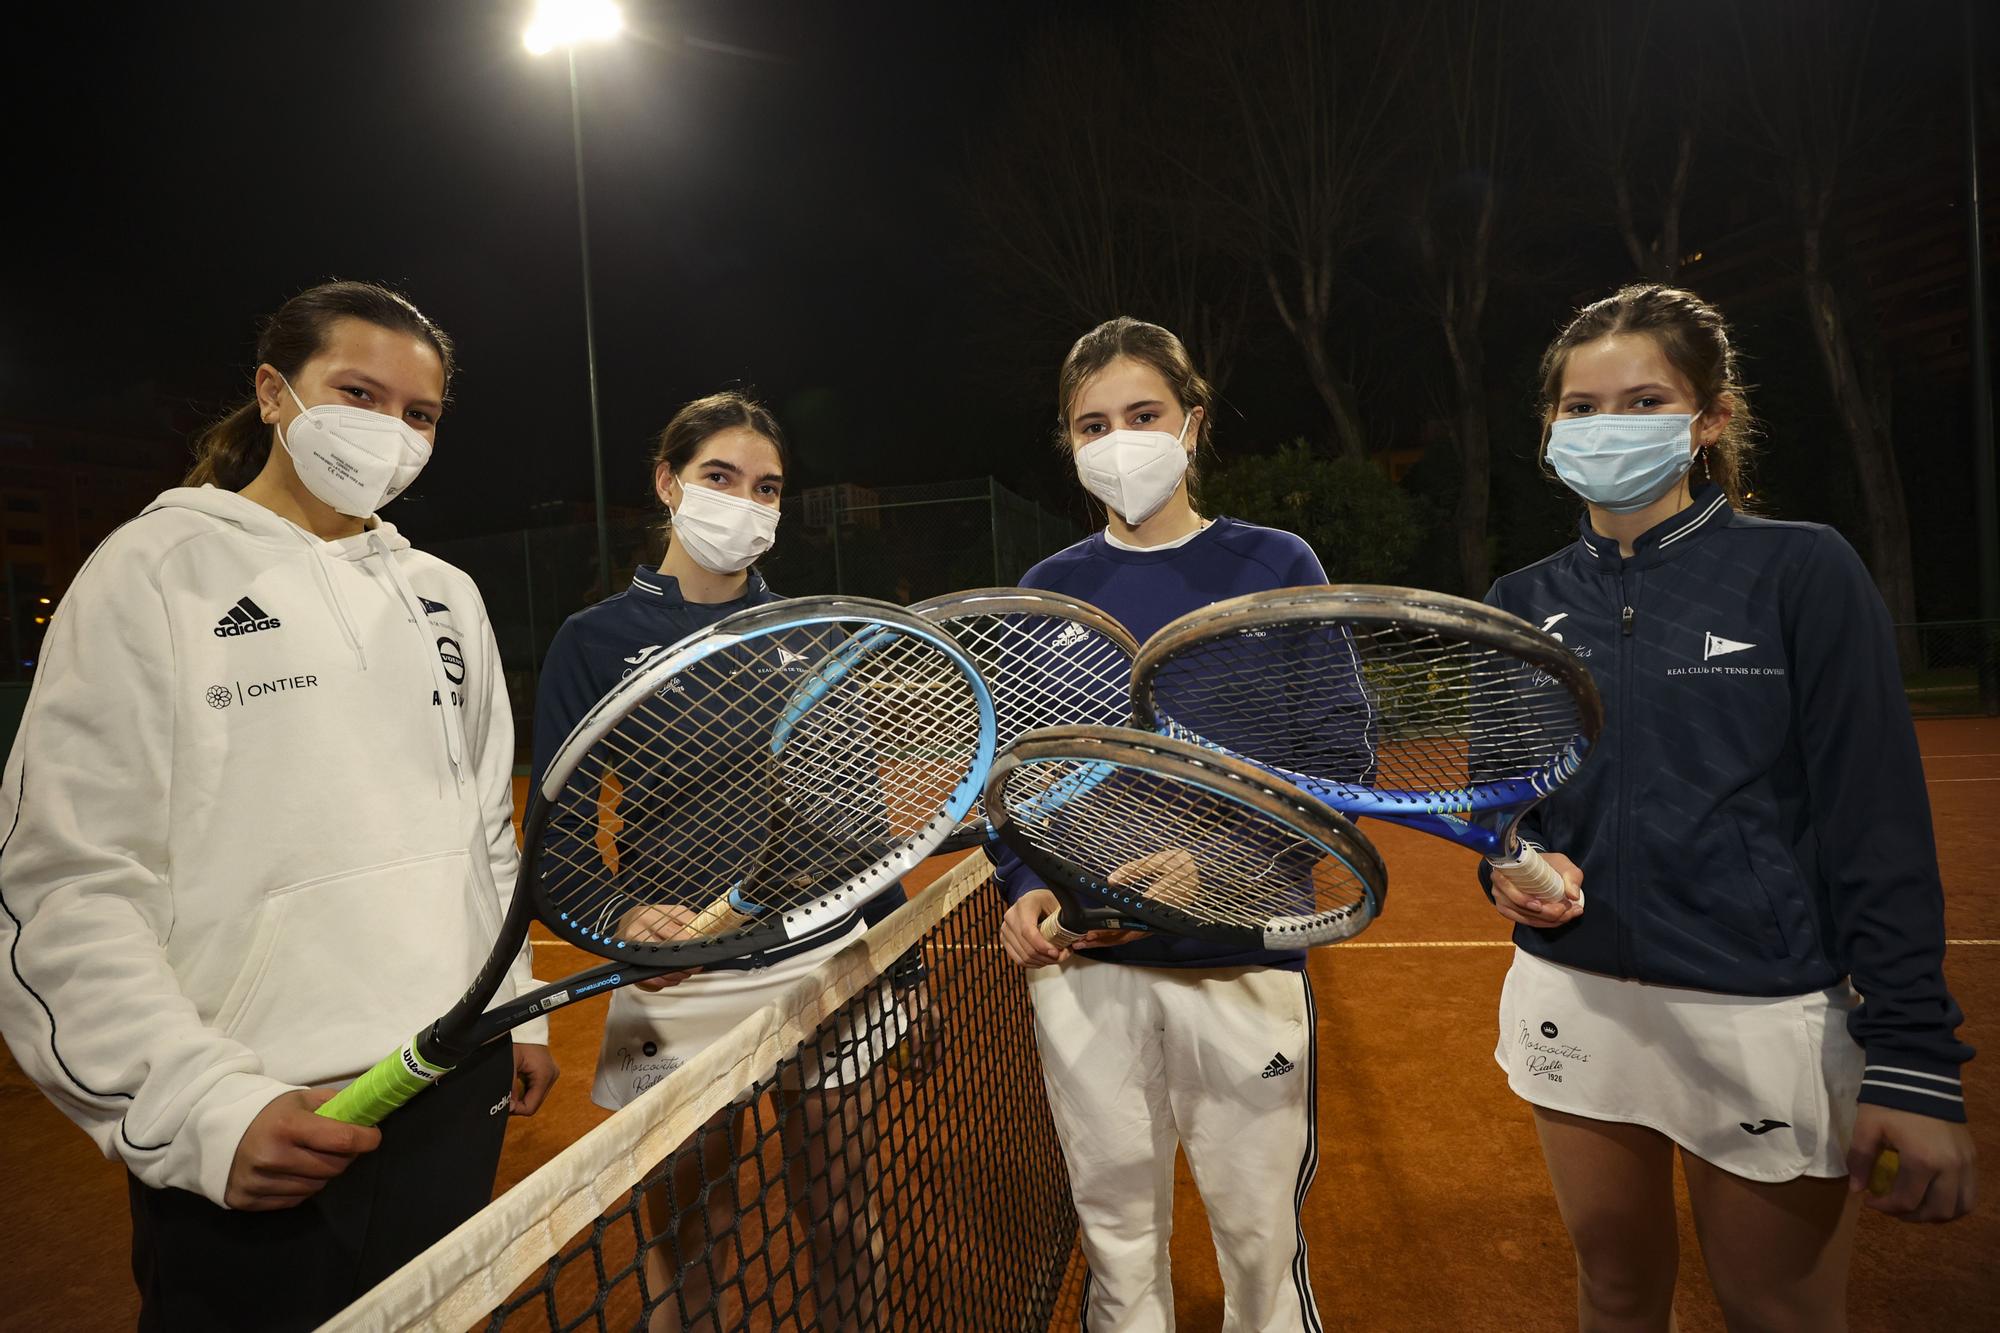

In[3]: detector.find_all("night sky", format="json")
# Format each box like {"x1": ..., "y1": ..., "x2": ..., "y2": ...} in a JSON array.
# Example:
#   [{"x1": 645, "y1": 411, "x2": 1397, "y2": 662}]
[
  {"x1": 4, "y1": 0, "x2": 1102, "y2": 535},
  {"x1": 4, "y1": 0, "x2": 1994, "y2": 602}
]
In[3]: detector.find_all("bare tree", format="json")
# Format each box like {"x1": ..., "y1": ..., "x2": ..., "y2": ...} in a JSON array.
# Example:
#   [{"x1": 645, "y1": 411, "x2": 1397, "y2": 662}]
[
  {"x1": 968, "y1": 32, "x2": 1253, "y2": 392},
  {"x1": 1563, "y1": 0, "x2": 1704, "y2": 282},
  {"x1": 1175, "y1": 0, "x2": 1411, "y2": 461},
  {"x1": 1415, "y1": 0, "x2": 1513, "y2": 595},
  {"x1": 1731, "y1": 0, "x2": 1918, "y2": 635}
]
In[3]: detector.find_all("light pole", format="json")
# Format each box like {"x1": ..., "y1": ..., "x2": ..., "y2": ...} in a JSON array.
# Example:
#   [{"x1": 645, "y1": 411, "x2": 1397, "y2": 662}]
[
  {"x1": 1967, "y1": 0, "x2": 1998, "y2": 711},
  {"x1": 526, "y1": 0, "x2": 623, "y2": 593}
]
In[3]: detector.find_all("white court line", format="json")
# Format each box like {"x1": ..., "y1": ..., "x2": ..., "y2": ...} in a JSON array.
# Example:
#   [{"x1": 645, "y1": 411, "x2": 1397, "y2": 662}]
[
  {"x1": 1926, "y1": 753, "x2": 2000, "y2": 759},
  {"x1": 1341, "y1": 940, "x2": 1512, "y2": 949}
]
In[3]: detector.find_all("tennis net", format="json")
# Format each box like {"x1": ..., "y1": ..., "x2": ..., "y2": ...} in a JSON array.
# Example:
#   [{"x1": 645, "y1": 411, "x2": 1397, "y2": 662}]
[{"x1": 325, "y1": 854, "x2": 1084, "y2": 1332}]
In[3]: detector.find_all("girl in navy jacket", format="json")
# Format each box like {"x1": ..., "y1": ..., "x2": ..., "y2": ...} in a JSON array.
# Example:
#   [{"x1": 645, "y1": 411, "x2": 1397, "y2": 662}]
[
  {"x1": 533, "y1": 392, "x2": 900, "y2": 1327},
  {"x1": 1485, "y1": 284, "x2": 1976, "y2": 1330},
  {"x1": 997, "y1": 318, "x2": 1329, "y2": 1332}
]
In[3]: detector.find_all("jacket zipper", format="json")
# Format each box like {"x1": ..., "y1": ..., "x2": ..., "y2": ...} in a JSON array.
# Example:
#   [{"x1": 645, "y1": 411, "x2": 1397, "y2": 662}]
[{"x1": 1614, "y1": 573, "x2": 1634, "y2": 976}]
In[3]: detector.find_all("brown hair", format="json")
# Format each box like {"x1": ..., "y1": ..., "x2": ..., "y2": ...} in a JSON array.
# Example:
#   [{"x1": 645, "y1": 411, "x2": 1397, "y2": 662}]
[
  {"x1": 652, "y1": 391, "x2": 789, "y2": 516},
  {"x1": 1535, "y1": 284, "x2": 1757, "y2": 507},
  {"x1": 1055, "y1": 316, "x2": 1216, "y2": 478},
  {"x1": 185, "y1": 282, "x2": 455, "y2": 491}
]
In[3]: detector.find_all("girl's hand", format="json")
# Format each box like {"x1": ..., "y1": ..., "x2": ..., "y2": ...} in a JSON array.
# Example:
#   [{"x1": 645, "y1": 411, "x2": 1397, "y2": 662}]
[
  {"x1": 619, "y1": 903, "x2": 703, "y2": 990},
  {"x1": 1000, "y1": 889, "x2": 1069, "y2": 969},
  {"x1": 1490, "y1": 852, "x2": 1585, "y2": 929},
  {"x1": 1849, "y1": 1104, "x2": 1978, "y2": 1223},
  {"x1": 225, "y1": 1089, "x2": 380, "y2": 1210},
  {"x1": 510, "y1": 1043, "x2": 560, "y2": 1115}
]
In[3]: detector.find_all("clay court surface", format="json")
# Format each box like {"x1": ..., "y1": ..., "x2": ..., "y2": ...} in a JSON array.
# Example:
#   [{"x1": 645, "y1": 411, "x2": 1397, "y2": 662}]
[{"x1": 4, "y1": 717, "x2": 1995, "y2": 1329}]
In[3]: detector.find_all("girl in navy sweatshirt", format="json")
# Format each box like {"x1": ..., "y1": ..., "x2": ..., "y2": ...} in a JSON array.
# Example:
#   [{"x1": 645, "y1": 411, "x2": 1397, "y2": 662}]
[
  {"x1": 1485, "y1": 284, "x2": 1977, "y2": 1330},
  {"x1": 996, "y1": 317, "x2": 1328, "y2": 1331}
]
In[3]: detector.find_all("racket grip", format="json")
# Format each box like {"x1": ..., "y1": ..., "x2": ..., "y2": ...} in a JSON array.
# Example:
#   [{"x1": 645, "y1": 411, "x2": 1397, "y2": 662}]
[
  {"x1": 1869, "y1": 1149, "x2": 1900, "y2": 1197},
  {"x1": 1038, "y1": 911, "x2": 1085, "y2": 950},
  {"x1": 1487, "y1": 843, "x2": 1582, "y2": 908},
  {"x1": 316, "y1": 1037, "x2": 450, "y2": 1127},
  {"x1": 684, "y1": 892, "x2": 757, "y2": 938}
]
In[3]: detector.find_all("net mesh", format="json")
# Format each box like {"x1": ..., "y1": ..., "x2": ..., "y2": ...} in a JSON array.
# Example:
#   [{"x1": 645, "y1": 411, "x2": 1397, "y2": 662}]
[
  {"x1": 540, "y1": 619, "x2": 985, "y2": 951},
  {"x1": 1144, "y1": 620, "x2": 1587, "y2": 802},
  {"x1": 325, "y1": 855, "x2": 1083, "y2": 1333},
  {"x1": 996, "y1": 750, "x2": 1376, "y2": 942}
]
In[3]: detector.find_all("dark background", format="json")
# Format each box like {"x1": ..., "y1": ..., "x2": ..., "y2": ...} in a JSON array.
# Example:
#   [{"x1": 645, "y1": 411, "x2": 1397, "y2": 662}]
[{"x1": 2, "y1": 0, "x2": 1995, "y2": 610}]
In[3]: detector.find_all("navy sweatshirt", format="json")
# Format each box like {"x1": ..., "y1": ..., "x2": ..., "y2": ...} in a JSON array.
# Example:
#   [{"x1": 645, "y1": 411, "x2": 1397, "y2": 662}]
[
  {"x1": 532, "y1": 566, "x2": 903, "y2": 969},
  {"x1": 1480, "y1": 486, "x2": 1971, "y2": 1120},
  {"x1": 994, "y1": 517, "x2": 1328, "y2": 972}
]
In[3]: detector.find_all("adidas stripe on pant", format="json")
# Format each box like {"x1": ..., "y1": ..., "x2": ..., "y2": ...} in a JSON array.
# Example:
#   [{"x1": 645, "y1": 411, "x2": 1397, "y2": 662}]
[{"x1": 1026, "y1": 960, "x2": 1322, "y2": 1333}]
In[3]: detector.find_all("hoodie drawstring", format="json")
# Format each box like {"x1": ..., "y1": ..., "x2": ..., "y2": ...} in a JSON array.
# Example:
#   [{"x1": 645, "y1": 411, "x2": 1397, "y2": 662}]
[
  {"x1": 366, "y1": 528, "x2": 467, "y2": 789},
  {"x1": 289, "y1": 526, "x2": 369, "y2": 672}
]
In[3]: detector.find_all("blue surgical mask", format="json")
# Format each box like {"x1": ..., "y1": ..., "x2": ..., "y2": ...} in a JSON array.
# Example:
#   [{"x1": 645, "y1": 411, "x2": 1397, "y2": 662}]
[{"x1": 1546, "y1": 413, "x2": 1699, "y2": 513}]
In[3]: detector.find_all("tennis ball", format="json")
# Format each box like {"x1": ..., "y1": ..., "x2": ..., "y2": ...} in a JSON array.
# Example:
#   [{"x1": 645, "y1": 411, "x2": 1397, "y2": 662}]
[{"x1": 1868, "y1": 1149, "x2": 1900, "y2": 1197}]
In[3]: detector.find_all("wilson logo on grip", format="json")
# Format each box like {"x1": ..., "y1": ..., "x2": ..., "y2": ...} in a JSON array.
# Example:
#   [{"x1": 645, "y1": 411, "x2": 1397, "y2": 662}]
[{"x1": 398, "y1": 1047, "x2": 444, "y2": 1083}]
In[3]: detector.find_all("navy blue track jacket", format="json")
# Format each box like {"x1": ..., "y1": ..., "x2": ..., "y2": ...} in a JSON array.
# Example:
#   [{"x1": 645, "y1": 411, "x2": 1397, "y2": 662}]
[
  {"x1": 1480, "y1": 486, "x2": 1971, "y2": 1121},
  {"x1": 993, "y1": 517, "x2": 1328, "y2": 972},
  {"x1": 531, "y1": 566, "x2": 903, "y2": 969}
]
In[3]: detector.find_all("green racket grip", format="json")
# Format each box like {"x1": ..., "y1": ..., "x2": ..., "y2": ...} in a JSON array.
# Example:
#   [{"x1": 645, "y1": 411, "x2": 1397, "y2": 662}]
[{"x1": 315, "y1": 1037, "x2": 452, "y2": 1127}]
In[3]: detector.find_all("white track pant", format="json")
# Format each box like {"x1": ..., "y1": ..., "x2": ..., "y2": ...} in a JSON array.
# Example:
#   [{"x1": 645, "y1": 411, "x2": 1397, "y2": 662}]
[{"x1": 1026, "y1": 958, "x2": 1322, "y2": 1333}]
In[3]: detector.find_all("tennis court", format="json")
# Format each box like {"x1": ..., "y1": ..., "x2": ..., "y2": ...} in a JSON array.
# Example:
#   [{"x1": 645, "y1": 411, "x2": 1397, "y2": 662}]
[{"x1": 2, "y1": 718, "x2": 1993, "y2": 1329}]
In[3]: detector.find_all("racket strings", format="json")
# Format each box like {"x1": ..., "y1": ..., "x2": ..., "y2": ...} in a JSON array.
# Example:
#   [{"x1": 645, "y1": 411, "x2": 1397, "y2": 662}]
[
  {"x1": 1000, "y1": 757, "x2": 1372, "y2": 931},
  {"x1": 538, "y1": 624, "x2": 984, "y2": 947},
  {"x1": 1150, "y1": 621, "x2": 1585, "y2": 798},
  {"x1": 931, "y1": 612, "x2": 1136, "y2": 825}
]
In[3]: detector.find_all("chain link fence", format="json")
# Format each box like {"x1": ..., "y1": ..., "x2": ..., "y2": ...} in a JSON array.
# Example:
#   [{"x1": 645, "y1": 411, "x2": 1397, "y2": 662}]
[
  {"x1": 1897, "y1": 620, "x2": 2000, "y2": 717},
  {"x1": 6, "y1": 520, "x2": 1990, "y2": 768},
  {"x1": 425, "y1": 477, "x2": 1084, "y2": 755}
]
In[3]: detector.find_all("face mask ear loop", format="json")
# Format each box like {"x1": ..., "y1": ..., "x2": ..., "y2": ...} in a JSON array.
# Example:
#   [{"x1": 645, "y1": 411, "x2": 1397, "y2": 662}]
[{"x1": 273, "y1": 375, "x2": 306, "y2": 455}]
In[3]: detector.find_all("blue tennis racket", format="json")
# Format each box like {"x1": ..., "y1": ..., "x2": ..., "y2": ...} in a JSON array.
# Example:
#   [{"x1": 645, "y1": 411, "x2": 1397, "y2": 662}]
[{"x1": 1131, "y1": 586, "x2": 1602, "y2": 905}]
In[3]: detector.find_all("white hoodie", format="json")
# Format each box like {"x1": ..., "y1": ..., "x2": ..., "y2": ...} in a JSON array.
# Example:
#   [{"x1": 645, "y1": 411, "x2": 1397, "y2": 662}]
[{"x1": 0, "y1": 486, "x2": 542, "y2": 1206}]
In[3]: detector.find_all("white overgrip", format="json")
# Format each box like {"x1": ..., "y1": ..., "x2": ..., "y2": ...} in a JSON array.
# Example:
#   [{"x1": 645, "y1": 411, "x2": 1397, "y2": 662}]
[{"x1": 1487, "y1": 842, "x2": 1582, "y2": 908}]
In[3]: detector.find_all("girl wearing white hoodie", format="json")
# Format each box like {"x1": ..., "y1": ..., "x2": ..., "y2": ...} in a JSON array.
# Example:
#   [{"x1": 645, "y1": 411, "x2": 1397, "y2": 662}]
[{"x1": 0, "y1": 281, "x2": 553, "y2": 1330}]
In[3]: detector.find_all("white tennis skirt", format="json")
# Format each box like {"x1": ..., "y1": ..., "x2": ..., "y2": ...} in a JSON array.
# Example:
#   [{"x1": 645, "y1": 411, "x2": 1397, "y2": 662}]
[
  {"x1": 592, "y1": 920, "x2": 906, "y2": 1110},
  {"x1": 1494, "y1": 948, "x2": 1864, "y2": 1182}
]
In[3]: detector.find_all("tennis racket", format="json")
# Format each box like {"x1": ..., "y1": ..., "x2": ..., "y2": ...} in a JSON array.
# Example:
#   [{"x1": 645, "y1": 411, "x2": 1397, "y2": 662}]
[
  {"x1": 1132, "y1": 586, "x2": 1602, "y2": 905},
  {"x1": 906, "y1": 588, "x2": 1139, "y2": 852},
  {"x1": 985, "y1": 725, "x2": 1387, "y2": 950},
  {"x1": 317, "y1": 596, "x2": 995, "y2": 1126}
]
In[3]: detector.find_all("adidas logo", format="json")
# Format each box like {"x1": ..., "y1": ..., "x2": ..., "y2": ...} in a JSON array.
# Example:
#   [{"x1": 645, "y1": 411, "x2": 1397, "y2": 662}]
[
  {"x1": 214, "y1": 596, "x2": 281, "y2": 638},
  {"x1": 1703, "y1": 632, "x2": 1754, "y2": 661},
  {"x1": 1260, "y1": 1052, "x2": 1296, "y2": 1079},
  {"x1": 1051, "y1": 620, "x2": 1090, "y2": 650}
]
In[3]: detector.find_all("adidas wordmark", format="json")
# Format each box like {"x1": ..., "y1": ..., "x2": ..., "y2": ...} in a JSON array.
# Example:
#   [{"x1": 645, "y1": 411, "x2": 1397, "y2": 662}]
[{"x1": 214, "y1": 596, "x2": 280, "y2": 637}]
